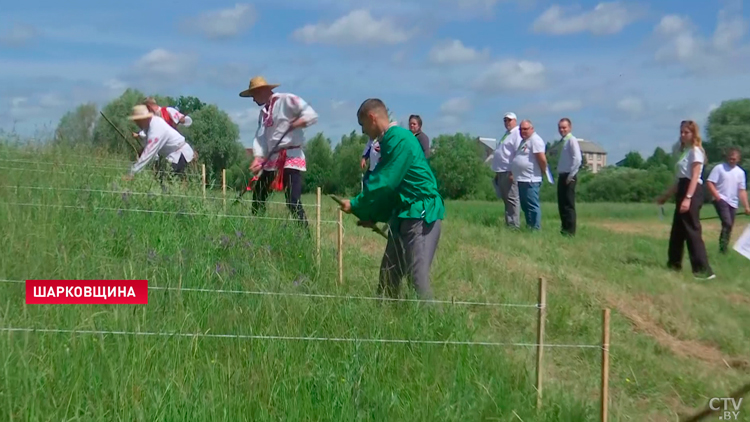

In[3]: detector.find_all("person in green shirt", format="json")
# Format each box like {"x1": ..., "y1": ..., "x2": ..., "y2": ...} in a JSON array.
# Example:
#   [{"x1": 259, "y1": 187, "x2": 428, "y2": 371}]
[{"x1": 338, "y1": 98, "x2": 445, "y2": 300}]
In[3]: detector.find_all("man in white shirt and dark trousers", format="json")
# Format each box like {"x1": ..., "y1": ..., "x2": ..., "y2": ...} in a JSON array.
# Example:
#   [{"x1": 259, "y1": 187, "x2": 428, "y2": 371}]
[
  {"x1": 240, "y1": 76, "x2": 318, "y2": 230},
  {"x1": 511, "y1": 119, "x2": 548, "y2": 231},
  {"x1": 556, "y1": 118, "x2": 583, "y2": 236},
  {"x1": 123, "y1": 105, "x2": 196, "y2": 180},
  {"x1": 491, "y1": 112, "x2": 522, "y2": 228},
  {"x1": 706, "y1": 147, "x2": 750, "y2": 253}
]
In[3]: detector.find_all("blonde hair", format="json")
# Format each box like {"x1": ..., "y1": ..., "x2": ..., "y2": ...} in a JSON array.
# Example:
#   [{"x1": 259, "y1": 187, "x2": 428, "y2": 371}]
[{"x1": 680, "y1": 120, "x2": 707, "y2": 164}]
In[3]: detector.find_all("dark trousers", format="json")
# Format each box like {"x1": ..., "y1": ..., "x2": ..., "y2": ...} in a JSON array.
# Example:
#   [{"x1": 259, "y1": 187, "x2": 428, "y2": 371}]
[
  {"x1": 557, "y1": 172, "x2": 577, "y2": 236},
  {"x1": 252, "y1": 168, "x2": 309, "y2": 229},
  {"x1": 157, "y1": 154, "x2": 188, "y2": 184},
  {"x1": 379, "y1": 217, "x2": 442, "y2": 300},
  {"x1": 713, "y1": 200, "x2": 737, "y2": 253},
  {"x1": 668, "y1": 178, "x2": 712, "y2": 275}
]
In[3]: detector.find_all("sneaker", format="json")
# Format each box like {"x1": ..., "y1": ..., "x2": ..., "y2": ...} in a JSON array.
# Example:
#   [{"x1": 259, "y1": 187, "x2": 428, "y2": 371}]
[{"x1": 694, "y1": 272, "x2": 716, "y2": 280}]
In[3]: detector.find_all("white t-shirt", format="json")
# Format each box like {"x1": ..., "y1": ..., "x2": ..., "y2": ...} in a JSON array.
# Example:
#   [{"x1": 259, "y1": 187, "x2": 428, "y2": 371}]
[
  {"x1": 675, "y1": 146, "x2": 705, "y2": 184},
  {"x1": 491, "y1": 126, "x2": 522, "y2": 173},
  {"x1": 707, "y1": 163, "x2": 747, "y2": 208},
  {"x1": 511, "y1": 132, "x2": 546, "y2": 183}
]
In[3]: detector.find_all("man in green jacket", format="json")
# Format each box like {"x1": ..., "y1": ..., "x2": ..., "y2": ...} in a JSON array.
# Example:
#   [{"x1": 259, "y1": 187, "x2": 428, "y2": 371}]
[{"x1": 338, "y1": 98, "x2": 445, "y2": 300}]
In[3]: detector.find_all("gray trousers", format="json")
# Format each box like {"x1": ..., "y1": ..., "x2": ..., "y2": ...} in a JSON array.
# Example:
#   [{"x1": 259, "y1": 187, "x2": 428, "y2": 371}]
[
  {"x1": 493, "y1": 171, "x2": 520, "y2": 228},
  {"x1": 379, "y1": 217, "x2": 442, "y2": 300}
]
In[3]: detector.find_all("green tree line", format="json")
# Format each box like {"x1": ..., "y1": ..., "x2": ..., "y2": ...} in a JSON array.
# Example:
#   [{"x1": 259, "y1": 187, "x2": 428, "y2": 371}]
[{"x1": 54, "y1": 90, "x2": 750, "y2": 203}]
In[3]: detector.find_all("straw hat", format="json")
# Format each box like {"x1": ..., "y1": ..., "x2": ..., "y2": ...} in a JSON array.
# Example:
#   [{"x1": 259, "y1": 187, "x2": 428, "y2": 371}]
[
  {"x1": 128, "y1": 104, "x2": 153, "y2": 121},
  {"x1": 239, "y1": 76, "x2": 280, "y2": 98}
]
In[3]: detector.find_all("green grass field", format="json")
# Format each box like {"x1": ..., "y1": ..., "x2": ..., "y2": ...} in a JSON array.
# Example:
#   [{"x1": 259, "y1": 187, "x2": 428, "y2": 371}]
[{"x1": 1, "y1": 144, "x2": 749, "y2": 421}]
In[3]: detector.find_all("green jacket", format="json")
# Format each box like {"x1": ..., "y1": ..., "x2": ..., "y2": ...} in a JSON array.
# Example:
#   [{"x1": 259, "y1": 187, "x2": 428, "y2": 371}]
[{"x1": 350, "y1": 125, "x2": 445, "y2": 224}]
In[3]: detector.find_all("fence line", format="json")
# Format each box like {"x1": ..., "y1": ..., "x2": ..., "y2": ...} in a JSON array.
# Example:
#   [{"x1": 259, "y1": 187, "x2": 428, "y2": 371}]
[
  {"x1": 0, "y1": 201, "x2": 341, "y2": 224},
  {"x1": 1, "y1": 185, "x2": 320, "y2": 208},
  {"x1": 0, "y1": 158, "x2": 128, "y2": 171},
  {"x1": 0, "y1": 279, "x2": 538, "y2": 309},
  {"x1": 0, "y1": 327, "x2": 603, "y2": 349}
]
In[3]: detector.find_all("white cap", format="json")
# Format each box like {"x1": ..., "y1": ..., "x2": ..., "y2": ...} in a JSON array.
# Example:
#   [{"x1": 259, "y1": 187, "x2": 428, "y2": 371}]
[{"x1": 504, "y1": 112, "x2": 517, "y2": 120}]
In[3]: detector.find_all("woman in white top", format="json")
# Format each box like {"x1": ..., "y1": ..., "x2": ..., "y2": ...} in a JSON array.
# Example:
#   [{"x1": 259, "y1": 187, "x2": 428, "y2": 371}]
[
  {"x1": 706, "y1": 147, "x2": 750, "y2": 253},
  {"x1": 656, "y1": 120, "x2": 715, "y2": 280}
]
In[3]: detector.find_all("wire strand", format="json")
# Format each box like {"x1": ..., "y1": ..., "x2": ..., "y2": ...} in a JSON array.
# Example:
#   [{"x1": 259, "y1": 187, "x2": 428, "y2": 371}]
[
  {"x1": 0, "y1": 201, "x2": 340, "y2": 223},
  {"x1": 0, "y1": 279, "x2": 540, "y2": 309},
  {"x1": 0, "y1": 327, "x2": 601, "y2": 349},
  {"x1": 1, "y1": 185, "x2": 321, "y2": 208}
]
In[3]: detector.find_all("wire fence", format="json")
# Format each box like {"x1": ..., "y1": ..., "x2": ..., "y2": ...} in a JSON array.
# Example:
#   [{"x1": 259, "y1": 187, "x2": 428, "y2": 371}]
[
  {"x1": 0, "y1": 278, "x2": 539, "y2": 308},
  {"x1": 0, "y1": 327, "x2": 602, "y2": 349},
  {"x1": 0, "y1": 201, "x2": 340, "y2": 224},
  {"x1": 0, "y1": 184, "x2": 319, "y2": 208}
]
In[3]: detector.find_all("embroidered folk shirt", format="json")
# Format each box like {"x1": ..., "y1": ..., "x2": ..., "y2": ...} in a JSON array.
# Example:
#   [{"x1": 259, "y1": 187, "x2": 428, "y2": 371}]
[
  {"x1": 130, "y1": 116, "x2": 194, "y2": 175},
  {"x1": 252, "y1": 92, "x2": 318, "y2": 172}
]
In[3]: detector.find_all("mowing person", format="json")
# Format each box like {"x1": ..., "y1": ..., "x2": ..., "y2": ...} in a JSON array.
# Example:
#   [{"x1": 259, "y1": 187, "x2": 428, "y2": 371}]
[
  {"x1": 240, "y1": 76, "x2": 318, "y2": 229},
  {"x1": 122, "y1": 105, "x2": 195, "y2": 181},
  {"x1": 338, "y1": 98, "x2": 445, "y2": 300},
  {"x1": 706, "y1": 147, "x2": 750, "y2": 254},
  {"x1": 656, "y1": 120, "x2": 715, "y2": 279}
]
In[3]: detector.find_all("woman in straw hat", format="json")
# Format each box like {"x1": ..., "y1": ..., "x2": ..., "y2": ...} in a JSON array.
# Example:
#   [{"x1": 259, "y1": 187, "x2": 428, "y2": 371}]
[
  {"x1": 122, "y1": 105, "x2": 196, "y2": 181},
  {"x1": 240, "y1": 76, "x2": 318, "y2": 229}
]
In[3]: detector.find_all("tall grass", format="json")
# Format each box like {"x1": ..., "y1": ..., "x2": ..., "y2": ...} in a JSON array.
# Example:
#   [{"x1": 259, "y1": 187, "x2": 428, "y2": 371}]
[{"x1": 0, "y1": 145, "x2": 599, "y2": 421}]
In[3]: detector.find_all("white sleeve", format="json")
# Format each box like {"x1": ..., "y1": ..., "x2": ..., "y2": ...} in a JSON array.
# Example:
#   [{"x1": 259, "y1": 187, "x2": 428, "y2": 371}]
[
  {"x1": 286, "y1": 94, "x2": 318, "y2": 127},
  {"x1": 707, "y1": 165, "x2": 721, "y2": 184},
  {"x1": 130, "y1": 131, "x2": 168, "y2": 175},
  {"x1": 741, "y1": 170, "x2": 747, "y2": 190},
  {"x1": 691, "y1": 147, "x2": 704, "y2": 164},
  {"x1": 569, "y1": 137, "x2": 582, "y2": 177},
  {"x1": 530, "y1": 135, "x2": 545, "y2": 154}
]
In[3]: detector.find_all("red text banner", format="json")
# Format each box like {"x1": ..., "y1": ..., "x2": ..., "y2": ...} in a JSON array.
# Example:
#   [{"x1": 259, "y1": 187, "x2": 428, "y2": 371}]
[{"x1": 25, "y1": 280, "x2": 149, "y2": 304}]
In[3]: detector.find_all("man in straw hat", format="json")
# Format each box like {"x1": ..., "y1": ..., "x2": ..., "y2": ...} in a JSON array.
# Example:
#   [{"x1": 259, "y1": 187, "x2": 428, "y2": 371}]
[
  {"x1": 132, "y1": 97, "x2": 192, "y2": 142},
  {"x1": 122, "y1": 105, "x2": 196, "y2": 181},
  {"x1": 240, "y1": 75, "x2": 318, "y2": 229},
  {"x1": 337, "y1": 98, "x2": 445, "y2": 300}
]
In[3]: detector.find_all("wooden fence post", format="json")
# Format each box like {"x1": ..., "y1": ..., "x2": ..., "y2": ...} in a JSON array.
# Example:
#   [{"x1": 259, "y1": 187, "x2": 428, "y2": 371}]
[{"x1": 536, "y1": 277, "x2": 547, "y2": 411}]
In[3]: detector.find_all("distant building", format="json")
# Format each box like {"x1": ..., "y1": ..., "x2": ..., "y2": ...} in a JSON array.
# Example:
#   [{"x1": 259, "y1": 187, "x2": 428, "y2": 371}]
[{"x1": 578, "y1": 139, "x2": 607, "y2": 173}]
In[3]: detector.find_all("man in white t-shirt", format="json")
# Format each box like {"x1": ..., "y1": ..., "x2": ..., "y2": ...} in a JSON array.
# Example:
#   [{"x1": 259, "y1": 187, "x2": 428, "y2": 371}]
[
  {"x1": 706, "y1": 147, "x2": 750, "y2": 253},
  {"x1": 491, "y1": 112, "x2": 522, "y2": 229},
  {"x1": 510, "y1": 119, "x2": 548, "y2": 230}
]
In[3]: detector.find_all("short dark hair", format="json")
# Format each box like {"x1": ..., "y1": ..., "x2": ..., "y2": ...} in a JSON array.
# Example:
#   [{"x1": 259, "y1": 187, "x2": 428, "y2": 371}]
[
  {"x1": 559, "y1": 117, "x2": 571, "y2": 126},
  {"x1": 726, "y1": 146, "x2": 741, "y2": 157},
  {"x1": 357, "y1": 98, "x2": 388, "y2": 119},
  {"x1": 409, "y1": 114, "x2": 422, "y2": 127}
]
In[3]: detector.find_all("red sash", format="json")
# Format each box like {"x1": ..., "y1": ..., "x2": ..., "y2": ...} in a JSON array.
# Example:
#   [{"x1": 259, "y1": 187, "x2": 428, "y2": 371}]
[
  {"x1": 247, "y1": 147, "x2": 300, "y2": 192},
  {"x1": 161, "y1": 107, "x2": 178, "y2": 129}
]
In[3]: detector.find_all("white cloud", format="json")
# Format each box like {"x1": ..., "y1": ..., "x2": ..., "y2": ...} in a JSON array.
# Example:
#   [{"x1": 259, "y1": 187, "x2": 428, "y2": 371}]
[
  {"x1": 616, "y1": 96, "x2": 645, "y2": 115},
  {"x1": 186, "y1": 4, "x2": 257, "y2": 40},
  {"x1": 230, "y1": 108, "x2": 260, "y2": 131},
  {"x1": 473, "y1": 59, "x2": 546, "y2": 92},
  {"x1": 653, "y1": 5, "x2": 750, "y2": 73},
  {"x1": 429, "y1": 39, "x2": 490, "y2": 64},
  {"x1": 532, "y1": 2, "x2": 642, "y2": 35},
  {"x1": 291, "y1": 10, "x2": 412, "y2": 45},
  {"x1": 440, "y1": 97, "x2": 472, "y2": 115},
  {"x1": 0, "y1": 23, "x2": 37, "y2": 47},
  {"x1": 132, "y1": 49, "x2": 197, "y2": 78}
]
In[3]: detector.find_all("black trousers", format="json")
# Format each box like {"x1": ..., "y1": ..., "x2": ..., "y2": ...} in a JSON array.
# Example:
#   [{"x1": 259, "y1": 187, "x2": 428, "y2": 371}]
[
  {"x1": 668, "y1": 178, "x2": 712, "y2": 275},
  {"x1": 557, "y1": 172, "x2": 577, "y2": 236},
  {"x1": 252, "y1": 168, "x2": 308, "y2": 229},
  {"x1": 713, "y1": 199, "x2": 737, "y2": 253},
  {"x1": 157, "y1": 154, "x2": 188, "y2": 183}
]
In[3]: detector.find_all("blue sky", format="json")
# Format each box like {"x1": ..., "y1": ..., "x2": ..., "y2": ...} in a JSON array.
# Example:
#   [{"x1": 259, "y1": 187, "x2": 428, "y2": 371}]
[{"x1": 1, "y1": 0, "x2": 748, "y2": 162}]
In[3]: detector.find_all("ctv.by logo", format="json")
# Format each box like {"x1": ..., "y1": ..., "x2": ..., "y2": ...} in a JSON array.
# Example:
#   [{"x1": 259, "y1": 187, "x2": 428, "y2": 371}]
[{"x1": 710, "y1": 397, "x2": 742, "y2": 420}]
